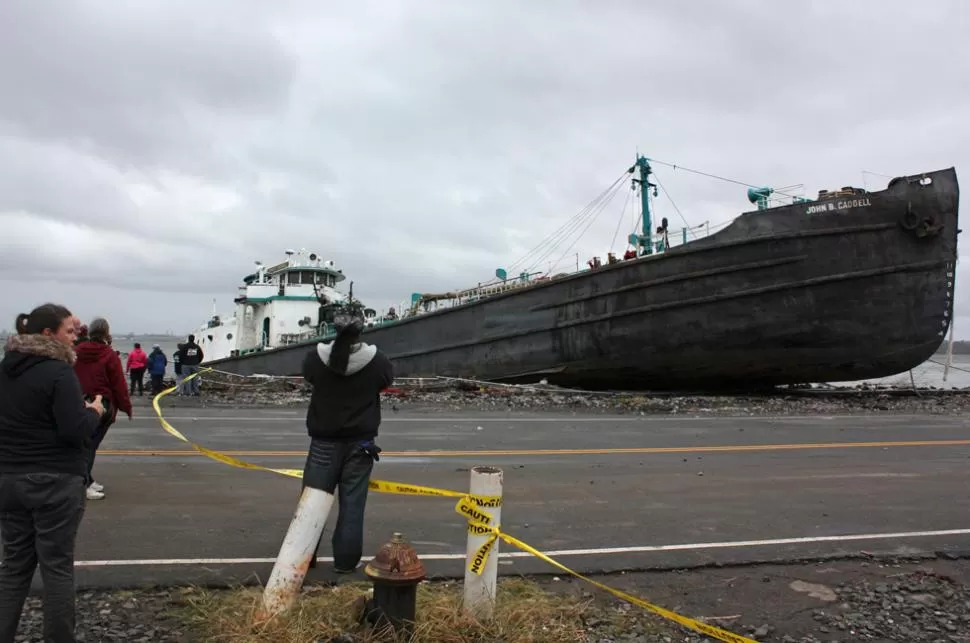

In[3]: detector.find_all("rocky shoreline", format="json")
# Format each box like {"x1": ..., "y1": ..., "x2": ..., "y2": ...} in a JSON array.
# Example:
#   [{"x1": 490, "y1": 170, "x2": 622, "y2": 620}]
[
  {"x1": 159, "y1": 371, "x2": 970, "y2": 417},
  {"x1": 11, "y1": 556, "x2": 970, "y2": 641}
]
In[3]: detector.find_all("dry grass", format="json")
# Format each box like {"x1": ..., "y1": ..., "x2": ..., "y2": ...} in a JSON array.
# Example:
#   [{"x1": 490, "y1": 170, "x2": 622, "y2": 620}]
[{"x1": 176, "y1": 578, "x2": 623, "y2": 642}]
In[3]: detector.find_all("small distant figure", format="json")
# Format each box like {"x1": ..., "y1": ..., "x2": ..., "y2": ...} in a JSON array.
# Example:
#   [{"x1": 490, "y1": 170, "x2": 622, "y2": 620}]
[
  {"x1": 655, "y1": 225, "x2": 670, "y2": 252},
  {"x1": 173, "y1": 342, "x2": 185, "y2": 395},
  {"x1": 623, "y1": 248, "x2": 637, "y2": 260},
  {"x1": 126, "y1": 342, "x2": 148, "y2": 396},
  {"x1": 147, "y1": 344, "x2": 168, "y2": 395},
  {"x1": 177, "y1": 335, "x2": 204, "y2": 396}
]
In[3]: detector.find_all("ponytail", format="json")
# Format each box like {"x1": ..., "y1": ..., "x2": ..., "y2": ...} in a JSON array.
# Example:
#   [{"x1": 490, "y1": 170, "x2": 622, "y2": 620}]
[
  {"x1": 328, "y1": 332, "x2": 355, "y2": 374},
  {"x1": 14, "y1": 304, "x2": 73, "y2": 336},
  {"x1": 328, "y1": 313, "x2": 364, "y2": 374}
]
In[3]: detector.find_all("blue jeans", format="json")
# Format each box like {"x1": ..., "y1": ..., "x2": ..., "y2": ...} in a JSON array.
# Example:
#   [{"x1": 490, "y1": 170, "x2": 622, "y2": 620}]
[
  {"x1": 0, "y1": 472, "x2": 86, "y2": 643},
  {"x1": 84, "y1": 414, "x2": 113, "y2": 487},
  {"x1": 302, "y1": 438, "x2": 374, "y2": 571},
  {"x1": 181, "y1": 365, "x2": 201, "y2": 395}
]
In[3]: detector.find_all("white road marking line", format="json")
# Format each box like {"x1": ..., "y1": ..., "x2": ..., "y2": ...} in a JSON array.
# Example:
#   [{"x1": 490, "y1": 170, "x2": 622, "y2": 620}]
[
  {"x1": 764, "y1": 473, "x2": 922, "y2": 480},
  {"x1": 74, "y1": 527, "x2": 970, "y2": 567},
  {"x1": 129, "y1": 417, "x2": 652, "y2": 422},
  {"x1": 126, "y1": 414, "x2": 957, "y2": 423}
]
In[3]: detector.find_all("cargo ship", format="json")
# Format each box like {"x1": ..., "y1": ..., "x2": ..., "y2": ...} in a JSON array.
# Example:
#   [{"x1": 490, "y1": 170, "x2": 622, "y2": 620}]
[{"x1": 197, "y1": 155, "x2": 960, "y2": 391}]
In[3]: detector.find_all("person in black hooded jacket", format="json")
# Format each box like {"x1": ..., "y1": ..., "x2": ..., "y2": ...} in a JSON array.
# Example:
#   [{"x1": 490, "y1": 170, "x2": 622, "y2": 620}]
[
  {"x1": 0, "y1": 303, "x2": 105, "y2": 643},
  {"x1": 301, "y1": 312, "x2": 393, "y2": 573}
]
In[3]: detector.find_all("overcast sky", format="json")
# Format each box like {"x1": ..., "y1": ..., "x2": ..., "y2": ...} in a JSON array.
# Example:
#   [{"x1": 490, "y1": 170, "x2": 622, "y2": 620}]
[{"x1": 1, "y1": 0, "x2": 967, "y2": 340}]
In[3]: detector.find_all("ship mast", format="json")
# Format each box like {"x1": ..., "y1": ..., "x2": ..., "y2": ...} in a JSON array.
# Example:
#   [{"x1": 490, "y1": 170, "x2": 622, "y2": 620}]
[{"x1": 632, "y1": 155, "x2": 658, "y2": 256}]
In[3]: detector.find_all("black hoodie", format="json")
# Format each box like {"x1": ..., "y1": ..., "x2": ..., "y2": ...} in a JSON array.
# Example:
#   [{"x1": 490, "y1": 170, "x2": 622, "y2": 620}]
[
  {"x1": 302, "y1": 340, "x2": 393, "y2": 441},
  {"x1": 0, "y1": 334, "x2": 101, "y2": 476}
]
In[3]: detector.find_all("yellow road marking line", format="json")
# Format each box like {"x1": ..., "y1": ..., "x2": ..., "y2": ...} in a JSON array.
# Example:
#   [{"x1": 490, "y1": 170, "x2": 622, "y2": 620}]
[{"x1": 99, "y1": 438, "x2": 970, "y2": 458}]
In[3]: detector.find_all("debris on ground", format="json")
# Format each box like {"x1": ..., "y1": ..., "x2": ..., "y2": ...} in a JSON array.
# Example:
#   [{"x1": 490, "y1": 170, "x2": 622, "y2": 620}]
[
  {"x1": 809, "y1": 571, "x2": 970, "y2": 642},
  {"x1": 161, "y1": 371, "x2": 970, "y2": 417},
  {"x1": 14, "y1": 589, "x2": 189, "y2": 643}
]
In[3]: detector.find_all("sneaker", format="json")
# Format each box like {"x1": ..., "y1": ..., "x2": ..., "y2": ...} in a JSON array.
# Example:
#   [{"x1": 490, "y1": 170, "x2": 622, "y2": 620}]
[
  {"x1": 86, "y1": 487, "x2": 104, "y2": 500},
  {"x1": 90, "y1": 481, "x2": 104, "y2": 492}
]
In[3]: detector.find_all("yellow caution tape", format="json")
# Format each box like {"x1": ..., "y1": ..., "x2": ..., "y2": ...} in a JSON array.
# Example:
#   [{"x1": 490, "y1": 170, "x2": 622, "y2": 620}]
[
  {"x1": 455, "y1": 495, "x2": 495, "y2": 526},
  {"x1": 460, "y1": 514, "x2": 754, "y2": 643},
  {"x1": 152, "y1": 371, "x2": 498, "y2": 501},
  {"x1": 151, "y1": 371, "x2": 305, "y2": 480},
  {"x1": 468, "y1": 536, "x2": 497, "y2": 576},
  {"x1": 152, "y1": 369, "x2": 755, "y2": 643}
]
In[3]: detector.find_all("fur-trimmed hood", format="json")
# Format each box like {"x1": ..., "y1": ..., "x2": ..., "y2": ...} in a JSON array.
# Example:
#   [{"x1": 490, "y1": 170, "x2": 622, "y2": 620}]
[
  {"x1": 316, "y1": 341, "x2": 377, "y2": 376},
  {"x1": 2, "y1": 334, "x2": 76, "y2": 378}
]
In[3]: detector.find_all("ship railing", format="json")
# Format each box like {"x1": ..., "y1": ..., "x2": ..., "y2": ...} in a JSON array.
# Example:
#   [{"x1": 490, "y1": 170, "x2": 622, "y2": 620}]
[
  {"x1": 461, "y1": 280, "x2": 533, "y2": 303},
  {"x1": 278, "y1": 331, "x2": 317, "y2": 346},
  {"x1": 385, "y1": 220, "x2": 732, "y2": 318},
  {"x1": 580, "y1": 219, "x2": 728, "y2": 269},
  {"x1": 644, "y1": 220, "x2": 716, "y2": 253}
]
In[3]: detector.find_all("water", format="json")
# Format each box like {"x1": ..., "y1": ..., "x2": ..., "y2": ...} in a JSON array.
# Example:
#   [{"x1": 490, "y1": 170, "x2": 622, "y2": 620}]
[
  {"x1": 113, "y1": 336, "x2": 185, "y2": 379},
  {"x1": 833, "y1": 355, "x2": 970, "y2": 390}
]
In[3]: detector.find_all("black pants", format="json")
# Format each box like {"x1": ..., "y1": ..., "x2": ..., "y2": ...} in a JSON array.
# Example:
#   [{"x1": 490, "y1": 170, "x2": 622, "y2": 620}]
[
  {"x1": 0, "y1": 472, "x2": 85, "y2": 643},
  {"x1": 150, "y1": 373, "x2": 164, "y2": 395},
  {"x1": 85, "y1": 414, "x2": 114, "y2": 487},
  {"x1": 302, "y1": 439, "x2": 374, "y2": 571},
  {"x1": 129, "y1": 368, "x2": 145, "y2": 395}
]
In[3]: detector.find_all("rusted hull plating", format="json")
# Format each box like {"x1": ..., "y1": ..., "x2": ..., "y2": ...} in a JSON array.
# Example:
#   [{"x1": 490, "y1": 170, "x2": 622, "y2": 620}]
[{"x1": 207, "y1": 168, "x2": 960, "y2": 391}]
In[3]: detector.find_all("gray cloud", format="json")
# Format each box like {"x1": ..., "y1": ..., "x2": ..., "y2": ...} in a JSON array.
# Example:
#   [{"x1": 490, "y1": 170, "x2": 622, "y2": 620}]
[{"x1": 0, "y1": 0, "x2": 967, "y2": 342}]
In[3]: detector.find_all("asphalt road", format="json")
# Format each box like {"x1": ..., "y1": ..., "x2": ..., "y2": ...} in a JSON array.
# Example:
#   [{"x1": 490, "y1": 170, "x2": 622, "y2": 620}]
[{"x1": 22, "y1": 402, "x2": 970, "y2": 588}]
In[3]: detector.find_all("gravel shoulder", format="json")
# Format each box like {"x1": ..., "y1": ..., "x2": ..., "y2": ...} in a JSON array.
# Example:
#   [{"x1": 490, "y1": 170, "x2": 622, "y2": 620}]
[
  {"x1": 157, "y1": 371, "x2": 970, "y2": 418},
  {"x1": 13, "y1": 556, "x2": 970, "y2": 641}
]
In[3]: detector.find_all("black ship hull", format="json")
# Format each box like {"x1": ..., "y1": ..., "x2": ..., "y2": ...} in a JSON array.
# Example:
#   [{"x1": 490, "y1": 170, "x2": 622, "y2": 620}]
[{"x1": 206, "y1": 168, "x2": 960, "y2": 391}]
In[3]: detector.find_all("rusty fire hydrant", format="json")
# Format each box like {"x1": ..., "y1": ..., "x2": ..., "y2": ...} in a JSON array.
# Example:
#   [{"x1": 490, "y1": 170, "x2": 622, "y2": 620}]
[{"x1": 361, "y1": 532, "x2": 426, "y2": 637}]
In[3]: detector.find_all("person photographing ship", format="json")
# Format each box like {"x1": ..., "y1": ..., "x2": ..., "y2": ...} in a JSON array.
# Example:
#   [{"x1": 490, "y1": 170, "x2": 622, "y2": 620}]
[{"x1": 300, "y1": 312, "x2": 394, "y2": 573}]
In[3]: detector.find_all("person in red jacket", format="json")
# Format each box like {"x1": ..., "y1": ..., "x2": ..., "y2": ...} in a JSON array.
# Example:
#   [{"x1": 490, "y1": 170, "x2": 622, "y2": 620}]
[
  {"x1": 73, "y1": 317, "x2": 132, "y2": 500},
  {"x1": 125, "y1": 342, "x2": 148, "y2": 396}
]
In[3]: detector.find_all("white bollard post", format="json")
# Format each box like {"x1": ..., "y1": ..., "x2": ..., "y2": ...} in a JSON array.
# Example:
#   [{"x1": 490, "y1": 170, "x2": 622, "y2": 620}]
[
  {"x1": 462, "y1": 465, "x2": 503, "y2": 620},
  {"x1": 256, "y1": 486, "x2": 335, "y2": 621}
]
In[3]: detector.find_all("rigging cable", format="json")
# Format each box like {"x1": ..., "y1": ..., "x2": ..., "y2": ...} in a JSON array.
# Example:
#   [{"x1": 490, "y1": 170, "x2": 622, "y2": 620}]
[
  {"x1": 928, "y1": 358, "x2": 970, "y2": 375},
  {"x1": 609, "y1": 187, "x2": 633, "y2": 253},
  {"x1": 628, "y1": 186, "x2": 652, "y2": 243},
  {"x1": 546, "y1": 178, "x2": 626, "y2": 275},
  {"x1": 508, "y1": 170, "x2": 631, "y2": 274},
  {"x1": 652, "y1": 172, "x2": 695, "y2": 239},
  {"x1": 525, "y1": 178, "x2": 628, "y2": 275},
  {"x1": 647, "y1": 158, "x2": 801, "y2": 200},
  {"x1": 526, "y1": 172, "x2": 623, "y2": 272}
]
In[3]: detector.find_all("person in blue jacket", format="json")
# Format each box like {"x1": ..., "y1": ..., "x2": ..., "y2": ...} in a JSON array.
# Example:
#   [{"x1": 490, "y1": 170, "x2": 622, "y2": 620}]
[{"x1": 146, "y1": 345, "x2": 168, "y2": 395}]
